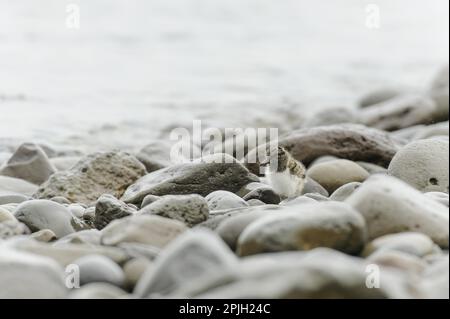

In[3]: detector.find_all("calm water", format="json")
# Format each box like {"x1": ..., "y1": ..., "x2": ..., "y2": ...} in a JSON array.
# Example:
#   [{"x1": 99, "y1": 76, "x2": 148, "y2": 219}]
[{"x1": 0, "y1": 0, "x2": 448, "y2": 149}]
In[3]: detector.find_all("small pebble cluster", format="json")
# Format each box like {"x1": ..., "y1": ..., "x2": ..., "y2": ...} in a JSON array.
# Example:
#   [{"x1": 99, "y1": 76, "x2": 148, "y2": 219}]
[{"x1": 0, "y1": 66, "x2": 448, "y2": 299}]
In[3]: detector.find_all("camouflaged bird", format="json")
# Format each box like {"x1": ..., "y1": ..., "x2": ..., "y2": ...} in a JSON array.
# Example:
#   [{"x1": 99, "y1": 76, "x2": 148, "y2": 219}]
[{"x1": 261, "y1": 146, "x2": 306, "y2": 198}]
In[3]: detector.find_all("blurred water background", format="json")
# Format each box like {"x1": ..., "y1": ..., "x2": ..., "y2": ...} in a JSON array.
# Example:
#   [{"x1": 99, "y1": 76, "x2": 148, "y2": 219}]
[{"x1": 0, "y1": 0, "x2": 448, "y2": 149}]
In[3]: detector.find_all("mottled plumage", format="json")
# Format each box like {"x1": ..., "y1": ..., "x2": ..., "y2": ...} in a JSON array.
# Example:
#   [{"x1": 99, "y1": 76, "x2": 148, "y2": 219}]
[{"x1": 262, "y1": 146, "x2": 306, "y2": 198}]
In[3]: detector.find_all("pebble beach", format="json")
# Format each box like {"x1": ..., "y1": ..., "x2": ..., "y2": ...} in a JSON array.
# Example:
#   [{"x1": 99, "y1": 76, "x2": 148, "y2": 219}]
[{"x1": 0, "y1": 0, "x2": 449, "y2": 299}]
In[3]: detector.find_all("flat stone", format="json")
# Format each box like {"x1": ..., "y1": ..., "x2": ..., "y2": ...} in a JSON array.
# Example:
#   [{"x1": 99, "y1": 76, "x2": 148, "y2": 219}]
[{"x1": 121, "y1": 154, "x2": 259, "y2": 204}]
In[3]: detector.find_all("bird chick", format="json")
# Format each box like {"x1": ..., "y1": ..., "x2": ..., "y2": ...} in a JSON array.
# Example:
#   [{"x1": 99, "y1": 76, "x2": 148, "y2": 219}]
[{"x1": 262, "y1": 146, "x2": 306, "y2": 199}]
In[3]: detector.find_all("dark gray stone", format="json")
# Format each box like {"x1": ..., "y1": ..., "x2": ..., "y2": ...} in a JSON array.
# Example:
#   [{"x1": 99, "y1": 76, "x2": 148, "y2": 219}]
[
  {"x1": 244, "y1": 124, "x2": 401, "y2": 174},
  {"x1": 122, "y1": 154, "x2": 259, "y2": 204},
  {"x1": 94, "y1": 194, "x2": 136, "y2": 229}
]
